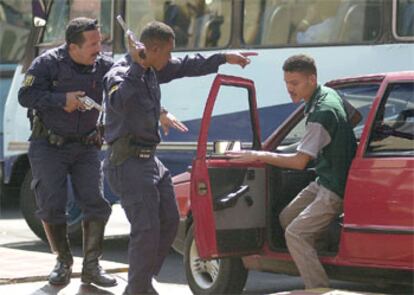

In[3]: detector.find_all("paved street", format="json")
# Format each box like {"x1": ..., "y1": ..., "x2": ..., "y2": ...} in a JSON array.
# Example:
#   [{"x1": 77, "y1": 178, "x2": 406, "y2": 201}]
[{"x1": 0, "y1": 200, "x2": 411, "y2": 295}]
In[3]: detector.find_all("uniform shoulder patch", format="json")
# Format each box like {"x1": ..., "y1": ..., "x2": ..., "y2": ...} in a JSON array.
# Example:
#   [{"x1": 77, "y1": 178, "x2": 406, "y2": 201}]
[
  {"x1": 23, "y1": 74, "x2": 35, "y2": 87},
  {"x1": 108, "y1": 85, "x2": 119, "y2": 97}
]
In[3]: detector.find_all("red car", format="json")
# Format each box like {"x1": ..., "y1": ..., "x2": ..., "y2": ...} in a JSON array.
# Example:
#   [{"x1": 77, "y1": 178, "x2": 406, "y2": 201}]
[{"x1": 172, "y1": 72, "x2": 414, "y2": 294}]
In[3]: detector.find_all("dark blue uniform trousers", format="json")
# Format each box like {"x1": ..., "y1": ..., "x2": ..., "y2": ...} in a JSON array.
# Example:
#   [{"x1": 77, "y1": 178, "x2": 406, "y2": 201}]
[
  {"x1": 28, "y1": 139, "x2": 111, "y2": 224},
  {"x1": 104, "y1": 153, "x2": 179, "y2": 294}
]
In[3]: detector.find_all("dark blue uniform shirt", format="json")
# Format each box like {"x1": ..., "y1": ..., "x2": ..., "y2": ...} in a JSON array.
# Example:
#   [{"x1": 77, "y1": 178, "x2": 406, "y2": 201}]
[
  {"x1": 18, "y1": 44, "x2": 113, "y2": 136},
  {"x1": 104, "y1": 53, "x2": 226, "y2": 144}
]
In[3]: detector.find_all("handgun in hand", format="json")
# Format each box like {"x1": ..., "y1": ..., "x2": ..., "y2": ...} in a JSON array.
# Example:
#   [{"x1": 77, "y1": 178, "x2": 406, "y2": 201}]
[
  {"x1": 116, "y1": 15, "x2": 146, "y2": 59},
  {"x1": 78, "y1": 96, "x2": 103, "y2": 112}
]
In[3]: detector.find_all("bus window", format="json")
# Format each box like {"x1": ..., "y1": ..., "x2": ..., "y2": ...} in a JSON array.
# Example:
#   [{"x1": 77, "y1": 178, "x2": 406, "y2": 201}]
[
  {"x1": 243, "y1": 0, "x2": 382, "y2": 46},
  {"x1": 0, "y1": 0, "x2": 31, "y2": 63},
  {"x1": 42, "y1": 0, "x2": 112, "y2": 48},
  {"x1": 125, "y1": 0, "x2": 232, "y2": 50},
  {"x1": 0, "y1": 0, "x2": 32, "y2": 137},
  {"x1": 396, "y1": 0, "x2": 414, "y2": 38}
]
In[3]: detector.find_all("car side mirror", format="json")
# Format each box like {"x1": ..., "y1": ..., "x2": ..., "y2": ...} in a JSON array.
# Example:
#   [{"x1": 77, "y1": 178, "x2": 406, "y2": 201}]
[{"x1": 213, "y1": 140, "x2": 241, "y2": 155}]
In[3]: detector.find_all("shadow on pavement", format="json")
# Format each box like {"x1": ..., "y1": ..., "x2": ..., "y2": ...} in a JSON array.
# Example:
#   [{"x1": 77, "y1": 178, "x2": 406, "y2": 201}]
[
  {"x1": 29, "y1": 283, "x2": 64, "y2": 295},
  {"x1": 28, "y1": 282, "x2": 122, "y2": 295},
  {"x1": 156, "y1": 249, "x2": 188, "y2": 285}
]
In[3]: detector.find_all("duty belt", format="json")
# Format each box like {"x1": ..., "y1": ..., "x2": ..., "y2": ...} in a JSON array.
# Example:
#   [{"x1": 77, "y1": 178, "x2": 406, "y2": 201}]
[
  {"x1": 109, "y1": 135, "x2": 157, "y2": 165},
  {"x1": 47, "y1": 130, "x2": 101, "y2": 147},
  {"x1": 30, "y1": 115, "x2": 102, "y2": 147}
]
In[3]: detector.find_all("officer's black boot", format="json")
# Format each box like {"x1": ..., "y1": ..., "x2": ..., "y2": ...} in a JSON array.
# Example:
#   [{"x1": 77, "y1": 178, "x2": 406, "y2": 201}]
[
  {"x1": 42, "y1": 222, "x2": 73, "y2": 285},
  {"x1": 81, "y1": 220, "x2": 117, "y2": 287}
]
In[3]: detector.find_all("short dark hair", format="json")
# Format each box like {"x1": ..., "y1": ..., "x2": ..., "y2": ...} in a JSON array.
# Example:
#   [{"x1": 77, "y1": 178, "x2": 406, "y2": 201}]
[
  {"x1": 140, "y1": 21, "x2": 175, "y2": 47},
  {"x1": 283, "y1": 54, "x2": 317, "y2": 76},
  {"x1": 65, "y1": 17, "x2": 99, "y2": 46}
]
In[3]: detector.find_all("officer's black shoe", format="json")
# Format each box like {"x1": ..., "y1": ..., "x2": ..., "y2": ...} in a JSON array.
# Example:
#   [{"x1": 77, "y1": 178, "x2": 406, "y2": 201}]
[
  {"x1": 42, "y1": 222, "x2": 74, "y2": 285},
  {"x1": 81, "y1": 220, "x2": 117, "y2": 287},
  {"x1": 81, "y1": 264, "x2": 117, "y2": 287},
  {"x1": 48, "y1": 260, "x2": 72, "y2": 285}
]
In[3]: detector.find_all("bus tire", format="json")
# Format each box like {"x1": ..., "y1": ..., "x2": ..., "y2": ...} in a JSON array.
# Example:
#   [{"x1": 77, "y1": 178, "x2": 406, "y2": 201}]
[
  {"x1": 184, "y1": 224, "x2": 248, "y2": 295},
  {"x1": 19, "y1": 169, "x2": 83, "y2": 243}
]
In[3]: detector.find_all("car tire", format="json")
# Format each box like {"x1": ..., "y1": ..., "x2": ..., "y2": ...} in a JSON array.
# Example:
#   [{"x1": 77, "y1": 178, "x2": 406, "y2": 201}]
[
  {"x1": 20, "y1": 169, "x2": 83, "y2": 243},
  {"x1": 184, "y1": 224, "x2": 248, "y2": 294}
]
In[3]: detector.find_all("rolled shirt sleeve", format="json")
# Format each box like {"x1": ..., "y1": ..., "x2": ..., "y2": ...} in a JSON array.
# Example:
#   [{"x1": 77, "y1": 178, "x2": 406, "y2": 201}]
[{"x1": 297, "y1": 122, "x2": 331, "y2": 158}]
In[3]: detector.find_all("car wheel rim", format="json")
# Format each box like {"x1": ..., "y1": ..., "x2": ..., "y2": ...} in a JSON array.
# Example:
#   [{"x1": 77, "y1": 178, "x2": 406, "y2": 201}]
[{"x1": 189, "y1": 237, "x2": 220, "y2": 289}]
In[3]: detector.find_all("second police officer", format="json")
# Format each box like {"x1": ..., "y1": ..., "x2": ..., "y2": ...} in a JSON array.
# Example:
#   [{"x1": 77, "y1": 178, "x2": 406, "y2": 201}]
[{"x1": 103, "y1": 21, "x2": 254, "y2": 295}]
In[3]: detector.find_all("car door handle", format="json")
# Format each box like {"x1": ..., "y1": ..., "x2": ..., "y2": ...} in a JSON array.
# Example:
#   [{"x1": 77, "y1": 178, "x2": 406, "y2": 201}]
[{"x1": 214, "y1": 185, "x2": 250, "y2": 211}]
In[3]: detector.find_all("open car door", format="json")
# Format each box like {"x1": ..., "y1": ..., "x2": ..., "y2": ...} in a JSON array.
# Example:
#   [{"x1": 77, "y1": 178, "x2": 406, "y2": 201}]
[{"x1": 190, "y1": 74, "x2": 265, "y2": 259}]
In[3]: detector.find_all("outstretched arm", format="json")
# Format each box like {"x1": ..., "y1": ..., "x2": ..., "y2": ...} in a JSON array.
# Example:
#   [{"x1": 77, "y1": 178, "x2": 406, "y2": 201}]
[
  {"x1": 226, "y1": 150, "x2": 313, "y2": 170},
  {"x1": 157, "y1": 51, "x2": 257, "y2": 83}
]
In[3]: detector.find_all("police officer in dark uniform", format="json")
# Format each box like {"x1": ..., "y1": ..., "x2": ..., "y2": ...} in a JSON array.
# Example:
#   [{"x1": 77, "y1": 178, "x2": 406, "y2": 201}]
[
  {"x1": 18, "y1": 17, "x2": 117, "y2": 287},
  {"x1": 103, "y1": 21, "x2": 253, "y2": 295}
]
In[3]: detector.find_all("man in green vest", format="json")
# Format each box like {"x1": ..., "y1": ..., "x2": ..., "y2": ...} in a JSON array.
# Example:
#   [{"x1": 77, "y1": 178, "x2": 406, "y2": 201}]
[{"x1": 227, "y1": 54, "x2": 358, "y2": 289}]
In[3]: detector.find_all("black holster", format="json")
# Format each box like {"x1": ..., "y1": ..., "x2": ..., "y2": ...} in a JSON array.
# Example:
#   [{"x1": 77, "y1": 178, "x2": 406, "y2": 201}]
[{"x1": 109, "y1": 134, "x2": 156, "y2": 166}]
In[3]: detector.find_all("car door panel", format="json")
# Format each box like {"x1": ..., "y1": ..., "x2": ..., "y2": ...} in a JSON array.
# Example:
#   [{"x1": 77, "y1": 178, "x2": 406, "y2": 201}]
[
  {"x1": 340, "y1": 79, "x2": 414, "y2": 268},
  {"x1": 191, "y1": 74, "x2": 263, "y2": 259},
  {"x1": 211, "y1": 167, "x2": 266, "y2": 253}
]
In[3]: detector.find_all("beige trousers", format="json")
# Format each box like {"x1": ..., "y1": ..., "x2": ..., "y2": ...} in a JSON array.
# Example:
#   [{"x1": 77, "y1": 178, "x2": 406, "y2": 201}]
[{"x1": 279, "y1": 181, "x2": 343, "y2": 289}]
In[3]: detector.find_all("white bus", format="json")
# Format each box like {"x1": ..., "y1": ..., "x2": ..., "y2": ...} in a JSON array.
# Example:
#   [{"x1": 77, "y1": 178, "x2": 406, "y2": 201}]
[{"x1": 3, "y1": 0, "x2": 413, "y2": 239}]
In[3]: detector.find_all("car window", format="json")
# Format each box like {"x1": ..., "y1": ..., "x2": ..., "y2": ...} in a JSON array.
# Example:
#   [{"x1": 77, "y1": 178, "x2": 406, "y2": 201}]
[
  {"x1": 280, "y1": 115, "x2": 306, "y2": 148},
  {"x1": 335, "y1": 83, "x2": 379, "y2": 138},
  {"x1": 207, "y1": 86, "x2": 253, "y2": 150},
  {"x1": 366, "y1": 82, "x2": 414, "y2": 156},
  {"x1": 280, "y1": 83, "x2": 379, "y2": 149}
]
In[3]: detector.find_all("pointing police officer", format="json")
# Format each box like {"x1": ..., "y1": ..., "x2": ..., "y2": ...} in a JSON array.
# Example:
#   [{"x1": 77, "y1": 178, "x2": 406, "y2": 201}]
[
  {"x1": 18, "y1": 17, "x2": 117, "y2": 287},
  {"x1": 103, "y1": 21, "x2": 253, "y2": 295}
]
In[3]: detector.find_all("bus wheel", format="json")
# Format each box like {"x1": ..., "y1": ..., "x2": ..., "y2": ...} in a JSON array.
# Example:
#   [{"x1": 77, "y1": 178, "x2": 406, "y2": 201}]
[
  {"x1": 19, "y1": 169, "x2": 83, "y2": 243},
  {"x1": 184, "y1": 225, "x2": 248, "y2": 295}
]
